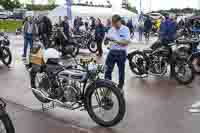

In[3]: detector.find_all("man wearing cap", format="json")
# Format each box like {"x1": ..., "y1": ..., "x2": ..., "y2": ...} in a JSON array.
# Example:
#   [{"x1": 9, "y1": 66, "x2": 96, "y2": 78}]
[{"x1": 105, "y1": 14, "x2": 131, "y2": 90}]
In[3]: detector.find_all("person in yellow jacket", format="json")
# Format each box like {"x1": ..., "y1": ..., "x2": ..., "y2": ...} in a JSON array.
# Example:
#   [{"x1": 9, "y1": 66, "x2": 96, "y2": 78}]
[{"x1": 155, "y1": 17, "x2": 162, "y2": 31}]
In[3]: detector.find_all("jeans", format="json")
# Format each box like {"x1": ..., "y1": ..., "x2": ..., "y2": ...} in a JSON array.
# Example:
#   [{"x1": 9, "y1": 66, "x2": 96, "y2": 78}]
[
  {"x1": 105, "y1": 50, "x2": 127, "y2": 88},
  {"x1": 96, "y1": 39, "x2": 103, "y2": 55},
  {"x1": 138, "y1": 28, "x2": 143, "y2": 41},
  {"x1": 23, "y1": 33, "x2": 33, "y2": 57}
]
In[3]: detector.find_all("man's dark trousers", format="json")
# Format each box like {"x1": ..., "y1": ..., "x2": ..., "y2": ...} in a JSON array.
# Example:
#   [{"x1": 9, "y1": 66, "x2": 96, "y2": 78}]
[{"x1": 105, "y1": 50, "x2": 127, "y2": 89}]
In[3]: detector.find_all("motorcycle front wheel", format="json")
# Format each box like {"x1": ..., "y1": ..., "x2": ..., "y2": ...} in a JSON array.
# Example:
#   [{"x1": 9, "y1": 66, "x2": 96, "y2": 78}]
[
  {"x1": 172, "y1": 59, "x2": 195, "y2": 85},
  {"x1": 0, "y1": 112, "x2": 15, "y2": 133},
  {"x1": 85, "y1": 80, "x2": 126, "y2": 127},
  {"x1": 1, "y1": 47, "x2": 12, "y2": 66},
  {"x1": 191, "y1": 56, "x2": 200, "y2": 75}
]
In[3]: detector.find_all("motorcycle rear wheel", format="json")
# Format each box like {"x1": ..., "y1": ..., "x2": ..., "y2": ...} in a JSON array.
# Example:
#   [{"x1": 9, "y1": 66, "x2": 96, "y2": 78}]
[
  {"x1": 30, "y1": 70, "x2": 51, "y2": 103},
  {"x1": 87, "y1": 41, "x2": 98, "y2": 53},
  {"x1": 128, "y1": 51, "x2": 149, "y2": 75},
  {"x1": 70, "y1": 44, "x2": 80, "y2": 57}
]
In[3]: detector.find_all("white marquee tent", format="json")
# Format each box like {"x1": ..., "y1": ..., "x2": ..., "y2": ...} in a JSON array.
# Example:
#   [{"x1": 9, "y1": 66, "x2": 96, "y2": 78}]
[{"x1": 48, "y1": 5, "x2": 136, "y2": 24}]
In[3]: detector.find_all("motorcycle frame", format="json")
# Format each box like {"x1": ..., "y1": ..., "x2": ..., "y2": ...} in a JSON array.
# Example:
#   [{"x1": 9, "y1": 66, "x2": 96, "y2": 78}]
[{"x1": 42, "y1": 66, "x2": 98, "y2": 111}]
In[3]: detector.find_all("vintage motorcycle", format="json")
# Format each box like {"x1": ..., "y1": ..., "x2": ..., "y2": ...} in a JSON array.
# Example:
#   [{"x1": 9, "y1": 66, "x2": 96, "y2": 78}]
[
  {"x1": 0, "y1": 33, "x2": 12, "y2": 66},
  {"x1": 50, "y1": 26, "x2": 80, "y2": 57},
  {"x1": 128, "y1": 40, "x2": 195, "y2": 85},
  {"x1": 0, "y1": 98, "x2": 15, "y2": 133},
  {"x1": 30, "y1": 48, "x2": 125, "y2": 127},
  {"x1": 72, "y1": 30, "x2": 98, "y2": 53},
  {"x1": 172, "y1": 37, "x2": 200, "y2": 74}
]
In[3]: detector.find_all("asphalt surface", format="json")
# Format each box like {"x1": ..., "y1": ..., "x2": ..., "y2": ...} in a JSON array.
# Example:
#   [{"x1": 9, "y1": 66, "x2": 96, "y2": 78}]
[{"x1": 1, "y1": 34, "x2": 200, "y2": 133}]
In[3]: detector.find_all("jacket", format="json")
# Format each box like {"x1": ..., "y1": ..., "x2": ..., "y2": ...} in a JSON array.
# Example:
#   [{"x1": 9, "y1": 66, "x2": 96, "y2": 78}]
[
  {"x1": 95, "y1": 24, "x2": 105, "y2": 41},
  {"x1": 23, "y1": 21, "x2": 38, "y2": 35},
  {"x1": 144, "y1": 19, "x2": 152, "y2": 32},
  {"x1": 159, "y1": 19, "x2": 176, "y2": 42}
]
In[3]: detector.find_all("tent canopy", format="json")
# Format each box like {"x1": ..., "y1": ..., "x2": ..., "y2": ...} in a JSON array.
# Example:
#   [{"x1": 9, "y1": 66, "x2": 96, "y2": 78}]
[{"x1": 48, "y1": 5, "x2": 136, "y2": 24}]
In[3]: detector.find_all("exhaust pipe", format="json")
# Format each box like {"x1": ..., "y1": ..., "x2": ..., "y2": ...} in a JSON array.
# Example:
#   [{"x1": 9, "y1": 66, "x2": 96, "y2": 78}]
[{"x1": 31, "y1": 88, "x2": 72, "y2": 109}]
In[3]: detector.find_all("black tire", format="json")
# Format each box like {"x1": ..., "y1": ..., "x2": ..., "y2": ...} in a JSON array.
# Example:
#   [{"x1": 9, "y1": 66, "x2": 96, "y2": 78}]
[
  {"x1": 128, "y1": 51, "x2": 149, "y2": 75},
  {"x1": 87, "y1": 41, "x2": 98, "y2": 53},
  {"x1": 71, "y1": 44, "x2": 79, "y2": 57},
  {"x1": 171, "y1": 59, "x2": 195, "y2": 85},
  {"x1": 1, "y1": 47, "x2": 12, "y2": 66},
  {"x1": 85, "y1": 80, "x2": 126, "y2": 127},
  {"x1": 191, "y1": 56, "x2": 200, "y2": 75},
  {"x1": 30, "y1": 69, "x2": 51, "y2": 103},
  {"x1": 0, "y1": 113, "x2": 15, "y2": 133}
]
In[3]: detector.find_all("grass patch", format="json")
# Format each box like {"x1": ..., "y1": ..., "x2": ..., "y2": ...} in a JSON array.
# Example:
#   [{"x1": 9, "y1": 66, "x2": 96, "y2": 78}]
[{"x1": 0, "y1": 20, "x2": 23, "y2": 32}]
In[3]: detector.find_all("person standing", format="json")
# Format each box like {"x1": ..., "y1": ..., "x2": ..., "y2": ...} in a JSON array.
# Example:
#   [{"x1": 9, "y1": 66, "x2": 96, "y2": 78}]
[
  {"x1": 138, "y1": 15, "x2": 144, "y2": 41},
  {"x1": 159, "y1": 14, "x2": 176, "y2": 45},
  {"x1": 95, "y1": 18, "x2": 105, "y2": 56},
  {"x1": 23, "y1": 17, "x2": 38, "y2": 58},
  {"x1": 105, "y1": 14, "x2": 130, "y2": 90},
  {"x1": 105, "y1": 19, "x2": 112, "y2": 33},
  {"x1": 61, "y1": 16, "x2": 70, "y2": 39},
  {"x1": 127, "y1": 19, "x2": 134, "y2": 38},
  {"x1": 38, "y1": 16, "x2": 52, "y2": 48},
  {"x1": 144, "y1": 16, "x2": 152, "y2": 41}
]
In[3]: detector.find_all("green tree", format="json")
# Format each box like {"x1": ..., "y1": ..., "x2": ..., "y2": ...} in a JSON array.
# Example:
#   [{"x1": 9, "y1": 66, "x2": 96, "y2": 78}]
[
  {"x1": 0, "y1": 0, "x2": 21, "y2": 10},
  {"x1": 126, "y1": 2, "x2": 138, "y2": 14},
  {"x1": 48, "y1": 0, "x2": 56, "y2": 5}
]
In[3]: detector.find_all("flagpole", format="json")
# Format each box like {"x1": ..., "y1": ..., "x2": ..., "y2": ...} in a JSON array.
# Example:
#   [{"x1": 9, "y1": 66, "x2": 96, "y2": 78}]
[{"x1": 66, "y1": 0, "x2": 72, "y2": 21}]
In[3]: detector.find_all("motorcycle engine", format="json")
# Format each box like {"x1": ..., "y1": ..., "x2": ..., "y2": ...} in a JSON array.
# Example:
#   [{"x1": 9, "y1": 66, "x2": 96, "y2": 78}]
[
  {"x1": 60, "y1": 78, "x2": 80, "y2": 103},
  {"x1": 150, "y1": 56, "x2": 168, "y2": 75}
]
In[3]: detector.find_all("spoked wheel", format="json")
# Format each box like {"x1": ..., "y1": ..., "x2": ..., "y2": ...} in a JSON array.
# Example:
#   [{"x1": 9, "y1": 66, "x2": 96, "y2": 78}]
[
  {"x1": 85, "y1": 80, "x2": 125, "y2": 127},
  {"x1": 1, "y1": 47, "x2": 12, "y2": 66},
  {"x1": 30, "y1": 71, "x2": 51, "y2": 103},
  {"x1": 88, "y1": 41, "x2": 98, "y2": 53},
  {"x1": 172, "y1": 60, "x2": 194, "y2": 85},
  {"x1": 0, "y1": 113, "x2": 15, "y2": 133},
  {"x1": 71, "y1": 45, "x2": 80, "y2": 57},
  {"x1": 191, "y1": 57, "x2": 200, "y2": 75},
  {"x1": 128, "y1": 51, "x2": 148, "y2": 76}
]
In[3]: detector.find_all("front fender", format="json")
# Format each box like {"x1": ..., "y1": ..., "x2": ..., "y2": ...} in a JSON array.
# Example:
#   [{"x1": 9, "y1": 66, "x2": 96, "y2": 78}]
[
  {"x1": 188, "y1": 52, "x2": 200, "y2": 62},
  {"x1": 84, "y1": 79, "x2": 117, "y2": 101}
]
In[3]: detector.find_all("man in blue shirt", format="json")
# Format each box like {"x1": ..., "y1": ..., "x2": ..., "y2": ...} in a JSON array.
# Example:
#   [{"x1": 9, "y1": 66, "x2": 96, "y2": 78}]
[{"x1": 105, "y1": 15, "x2": 130, "y2": 90}]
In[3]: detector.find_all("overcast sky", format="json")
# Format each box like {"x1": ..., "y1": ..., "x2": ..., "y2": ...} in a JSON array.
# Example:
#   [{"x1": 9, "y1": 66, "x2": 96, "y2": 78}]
[{"x1": 21, "y1": 0, "x2": 200, "y2": 11}]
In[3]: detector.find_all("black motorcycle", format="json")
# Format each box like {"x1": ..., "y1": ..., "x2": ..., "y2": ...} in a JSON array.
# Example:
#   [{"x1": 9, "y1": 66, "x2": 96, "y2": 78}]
[
  {"x1": 50, "y1": 27, "x2": 80, "y2": 57},
  {"x1": 128, "y1": 40, "x2": 195, "y2": 85},
  {"x1": 0, "y1": 98, "x2": 15, "y2": 133},
  {"x1": 170, "y1": 37, "x2": 200, "y2": 75},
  {"x1": 30, "y1": 56, "x2": 125, "y2": 127},
  {"x1": 0, "y1": 33, "x2": 12, "y2": 66},
  {"x1": 72, "y1": 30, "x2": 98, "y2": 53}
]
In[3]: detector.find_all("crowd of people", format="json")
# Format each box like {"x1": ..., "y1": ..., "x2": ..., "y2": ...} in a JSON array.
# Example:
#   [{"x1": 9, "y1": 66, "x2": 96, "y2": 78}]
[{"x1": 21, "y1": 12, "x2": 199, "y2": 92}]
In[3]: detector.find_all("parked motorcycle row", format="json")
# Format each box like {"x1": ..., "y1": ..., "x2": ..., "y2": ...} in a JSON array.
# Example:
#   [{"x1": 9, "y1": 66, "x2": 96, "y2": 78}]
[
  {"x1": 1, "y1": 23, "x2": 200, "y2": 129},
  {"x1": 41, "y1": 25, "x2": 98, "y2": 57},
  {"x1": 127, "y1": 28, "x2": 200, "y2": 85},
  {"x1": 0, "y1": 33, "x2": 15, "y2": 133}
]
